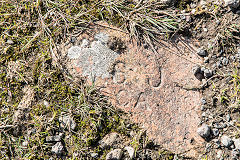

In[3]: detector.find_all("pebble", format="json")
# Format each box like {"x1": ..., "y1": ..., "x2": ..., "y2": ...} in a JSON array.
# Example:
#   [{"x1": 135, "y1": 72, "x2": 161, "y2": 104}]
[
  {"x1": 106, "y1": 149, "x2": 122, "y2": 160},
  {"x1": 204, "y1": 57, "x2": 209, "y2": 63},
  {"x1": 22, "y1": 141, "x2": 28, "y2": 147},
  {"x1": 201, "y1": 98, "x2": 207, "y2": 105},
  {"x1": 46, "y1": 134, "x2": 63, "y2": 142},
  {"x1": 124, "y1": 146, "x2": 135, "y2": 159},
  {"x1": 222, "y1": 57, "x2": 229, "y2": 66},
  {"x1": 51, "y1": 142, "x2": 64, "y2": 155},
  {"x1": 204, "y1": 69, "x2": 213, "y2": 78},
  {"x1": 224, "y1": 0, "x2": 240, "y2": 8},
  {"x1": 59, "y1": 115, "x2": 76, "y2": 130},
  {"x1": 99, "y1": 132, "x2": 120, "y2": 149},
  {"x1": 6, "y1": 39, "x2": 14, "y2": 45},
  {"x1": 197, "y1": 124, "x2": 211, "y2": 138},
  {"x1": 221, "y1": 135, "x2": 233, "y2": 148},
  {"x1": 212, "y1": 128, "x2": 220, "y2": 137},
  {"x1": 192, "y1": 65, "x2": 204, "y2": 80},
  {"x1": 233, "y1": 138, "x2": 240, "y2": 149},
  {"x1": 196, "y1": 47, "x2": 207, "y2": 57},
  {"x1": 201, "y1": 105, "x2": 205, "y2": 111},
  {"x1": 91, "y1": 153, "x2": 98, "y2": 158},
  {"x1": 217, "y1": 61, "x2": 222, "y2": 68}
]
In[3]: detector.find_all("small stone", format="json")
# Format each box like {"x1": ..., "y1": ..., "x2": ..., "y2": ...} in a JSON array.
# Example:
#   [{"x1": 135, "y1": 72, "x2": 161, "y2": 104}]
[
  {"x1": 233, "y1": 138, "x2": 240, "y2": 149},
  {"x1": 59, "y1": 115, "x2": 76, "y2": 130},
  {"x1": 201, "y1": 98, "x2": 207, "y2": 105},
  {"x1": 99, "y1": 132, "x2": 120, "y2": 149},
  {"x1": 124, "y1": 146, "x2": 135, "y2": 159},
  {"x1": 70, "y1": 37, "x2": 76, "y2": 43},
  {"x1": 212, "y1": 129, "x2": 220, "y2": 137},
  {"x1": 91, "y1": 153, "x2": 98, "y2": 158},
  {"x1": 106, "y1": 149, "x2": 122, "y2": 160},
  {"x1": 221, "y1": 135, "x2": 233, "y2": 148},
  {"x1": 204, "y1": 69, "x2": 213, "y2": 78},
  {"x1": 204, "y1": 57, "x2": 209, "y2": 63},
  {"x1": 201, "y1": 105, "x2": 205, "y2": 111},
  {"x1": 6, "y1": 40, "x2": 14, "y2": 45},
  {"x1": 222, "y1": 57, "x2": 229, "y2": 66},
  {"x1": 22, "y1": 141, "x2": 28, "y2": 147},
  {"x1": 217, "y1": 61, "x2": 222, "y2": 68},
  {"x1": 67, "y1": 46, "x2": 82, "y2": 59},
  {"x1": 196, "y1": 47, "x2": 207, "y2": 57},
  {"x1": 224, "y1": 0, "x2": 240, "y2": 8},
  {"x1": 197, "y1": 124, "x2": 211, "y2": 138},
  {"x1": 203, "y1": 28, "x2": 208, "y2": 32},
  {"x1": 46, "y1": 134, "x2": 63, "y2": 142},
  {"x1": 51, "y1": 142, "x2": 64, "y2": 155},
  {"x1": 192, "y1": 65, "x2": 204, "y2": 80}
]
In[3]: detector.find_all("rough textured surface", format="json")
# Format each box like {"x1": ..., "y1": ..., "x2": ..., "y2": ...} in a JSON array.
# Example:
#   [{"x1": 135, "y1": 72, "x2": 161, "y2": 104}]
[{"x1": 58, "y1": 24, "x2": 204, "y2": 157}]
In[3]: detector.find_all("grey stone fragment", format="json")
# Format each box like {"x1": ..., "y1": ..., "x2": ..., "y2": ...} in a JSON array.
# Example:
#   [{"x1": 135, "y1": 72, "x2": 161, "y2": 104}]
[
  {"x1": 106, "y1": 149, "x2": 122, "y2": 160},
  {"x1": 51, "y1": 142, "x2": 64, "y2": 155},
  {"x1": 233, "y1": 138, "x2": 240, "y2": 149},
  {"x1": 46, "y1": 134, "x2": 63, "y2": 142},
  {"x1": 221, "y1": 135, "x2": 233, "y2": 147},
  {"x1": 197, "y1": 124, "x2": 211, "y2": 138},
  {"x1": 212, "y1": 128, "x2": 219, "y2": 137},
  {"x1": 124, "y1": 146, "x2": 135, "y2": 159},
  {"x1": 59, "y1": 115, "x2": 76, "y2": 130},
  {"x1": 6, "y1": 40, "x2": 14, "y2": 45},
  {"x1": 192, "y1": 65, "x2": 204, "y2": 80},
  {"x1": 222, "y1": 57, "x2": 229, "y2": 65},
  {"x1": 91, "y1": 153, "x2": 98, "y2": 158},
  {"x1": 196, "y1": 47, "x2": 207, "y2": 57},
  {"x1": 204, "y1": 57, "x2": 209, "y2": 63},
  {"x1": 201, "y1": 98, "x2": 207, "y2": 105},
  {"x1": 204, "y1": 69, "x2": 213, "y2": 78},
  {"x1": 22, "y1": 141, "x2": 28, "y2": 147},
  {"x1": 224, "y1": 0, "x2": 240, "y2": 8},
  {"x1": 99, "y1": 132, "x2": 120, "y2": 149},
  {"x1": 67, "y1": 46, "x2": 82, "y2": 59}
]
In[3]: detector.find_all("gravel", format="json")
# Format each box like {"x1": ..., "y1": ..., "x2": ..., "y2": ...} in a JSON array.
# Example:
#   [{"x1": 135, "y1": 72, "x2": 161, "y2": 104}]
[
  {"x1": 221, "y1": 135, "x2": 233, "y2": 148},
  {"x1": 233, "y1": 138, "x2": 240, "y2": 149},
  {"x1": 204, "y1": 69, "x2": 213, "y2": 78},
  {"x1": 99, "y1": 132, "x2": 120, "y2": 149},
  {"x1": 46, "y1": 134, "x2": 63, "y2": 142},
  {"x1": 106, "y1": 149, "x2": 123, "y2": 160},
  {"x1": 197, "y1": 124, "x2": 211, "y2": 139},
  {"x1": 212, "y1": 128, "x2": 220, "y2": 137},
  {"x1": 124, "y1": 146, "x2": 135, "y2": 159},
  {"x1": 196, "y1": 47, "x2": 207, "y2": 57},
  {"x1": 51, "y1": 142, "x2": 64, "y2": 155},
  {"x1": 59, "y1": 115, "x2": 76, "y2": 130},
  {"x1": 222, "y1": 57, "x2": 229, "y2": 66}
]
